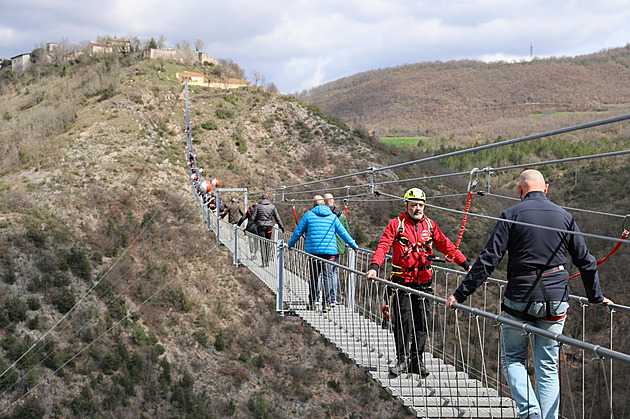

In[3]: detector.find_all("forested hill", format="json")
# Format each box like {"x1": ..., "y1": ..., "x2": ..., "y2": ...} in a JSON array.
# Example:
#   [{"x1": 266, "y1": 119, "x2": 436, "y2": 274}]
[{"x1": 302, "y1": 44, "x2": 630, "y2": 138}]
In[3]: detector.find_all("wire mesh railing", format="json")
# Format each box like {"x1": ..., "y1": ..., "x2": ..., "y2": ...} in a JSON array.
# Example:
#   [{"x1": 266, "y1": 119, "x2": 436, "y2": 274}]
[{"x1": 198, "y1": 207, "x2": 630, "y2": 418}]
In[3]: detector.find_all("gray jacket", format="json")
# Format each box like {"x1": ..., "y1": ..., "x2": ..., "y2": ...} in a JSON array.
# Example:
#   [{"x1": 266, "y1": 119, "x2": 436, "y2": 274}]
[{"x1": 251, "y1": 199, "x2": 285, "y2": 231}]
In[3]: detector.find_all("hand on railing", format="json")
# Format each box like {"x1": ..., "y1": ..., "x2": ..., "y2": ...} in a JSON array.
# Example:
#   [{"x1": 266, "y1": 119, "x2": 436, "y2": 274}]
[
  {"x1": 366, "y1": 269, "x2": 377, "y2": 281},
  {"x1": 445, "y1": 294, "x2": 457, "y2": 309}
]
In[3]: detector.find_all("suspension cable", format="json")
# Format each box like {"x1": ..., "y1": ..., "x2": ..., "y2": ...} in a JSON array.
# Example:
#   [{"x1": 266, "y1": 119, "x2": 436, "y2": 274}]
[
  {"x1": 250, "y1": 114, "x2": 630, "y2": 195},
  {"x1": 375, "y1": 191, "x2": 630, "y2": 245},
  {"x1": 266, "y1": 147, "x2": 630, "y2": 202}
]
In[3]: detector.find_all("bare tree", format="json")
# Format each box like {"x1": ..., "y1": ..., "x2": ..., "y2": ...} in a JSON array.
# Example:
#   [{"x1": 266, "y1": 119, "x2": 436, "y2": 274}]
[
  {"x1": 252, "y1": 70, "x2": 261, "y2": 86},
  {"x1": 266, "y1": 82, "x2": 279, "y2": 94},
  {"x1": 195, "y1": 39, "x2": 204, "y2": 51},
  {"x1": 157, "y1": 35, "x2": 167, "y2": 49},
  {"x1": 180, "y1": 40, "x2": 191, "y2": 50},
  {"x1": 128, "y1": 36, "x2": 141, "y2": 52}
]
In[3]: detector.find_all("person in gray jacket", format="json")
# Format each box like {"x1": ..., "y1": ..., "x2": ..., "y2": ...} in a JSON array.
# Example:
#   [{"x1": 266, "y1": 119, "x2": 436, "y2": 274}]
[{"x1": 251, "y1": 193, "x2": 285, "y2": 267}]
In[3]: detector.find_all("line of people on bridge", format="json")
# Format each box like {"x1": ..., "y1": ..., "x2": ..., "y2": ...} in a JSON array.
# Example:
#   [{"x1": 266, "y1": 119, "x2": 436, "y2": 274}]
[{"x1": 217, "y1": 170, "x2": 612, "y2": 419}]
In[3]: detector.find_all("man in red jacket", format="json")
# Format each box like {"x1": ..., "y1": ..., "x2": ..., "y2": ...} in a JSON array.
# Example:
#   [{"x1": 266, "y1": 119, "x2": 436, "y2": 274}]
[{"x1": 366, "y1": 188, "x2": 471, "y2": 377}]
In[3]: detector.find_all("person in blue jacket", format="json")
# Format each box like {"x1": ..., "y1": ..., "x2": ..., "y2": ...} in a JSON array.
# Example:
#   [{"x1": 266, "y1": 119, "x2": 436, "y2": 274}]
[
  {"x1": 288, "y1": 195, "x2": 358, "y2": 311},
  {"x1": 446, "y1": 169, "x2": 612, "y2": 419}
]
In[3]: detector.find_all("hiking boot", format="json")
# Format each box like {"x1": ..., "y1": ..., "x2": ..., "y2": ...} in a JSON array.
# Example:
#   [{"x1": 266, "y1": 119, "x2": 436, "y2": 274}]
[
  {"x1": 323, "y1": 306, "x2": 331, "y2": 313},
  {"x1": 389, "y1": 359, "x2": 409, "y2": 377},
  {"x1": 409, "y1": 359, "x2": 430, "y2": 378}
]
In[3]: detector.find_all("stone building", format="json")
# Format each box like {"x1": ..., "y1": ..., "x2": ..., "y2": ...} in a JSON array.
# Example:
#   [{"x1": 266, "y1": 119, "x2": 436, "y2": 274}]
[
  {"x1": 87, "y1": 38, "x2": 131, "y2": 56},
  {"x1": 143, "y1": 48, "x2": 218, "y2": 66}
]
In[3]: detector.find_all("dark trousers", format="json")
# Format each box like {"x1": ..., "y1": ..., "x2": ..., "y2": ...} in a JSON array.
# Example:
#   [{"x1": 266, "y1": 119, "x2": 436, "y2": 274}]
[
  {"x1": 256, "y1": 226, "x2": 273, "y2": 266},
  {"x1": 308, "y1": 255, "x2": 332, "y2": 306},
  {"x1": 391, "y1": 289, "x2": 432, "y2": 366}
]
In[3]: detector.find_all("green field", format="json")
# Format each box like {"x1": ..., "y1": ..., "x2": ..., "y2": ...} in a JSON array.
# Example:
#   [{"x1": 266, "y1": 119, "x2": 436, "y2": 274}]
[{"x1": 380, "y1": 136, "x2": 430, "y2": 147}]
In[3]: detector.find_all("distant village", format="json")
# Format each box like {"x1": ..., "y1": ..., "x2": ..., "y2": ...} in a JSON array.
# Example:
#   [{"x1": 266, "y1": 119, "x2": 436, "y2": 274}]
[
  {"x1": 3, "y1": 37, "x2": 219, "y2": 73},
  {"x1": 1, "y1": 37, "x2": 253, "y2": 89}
]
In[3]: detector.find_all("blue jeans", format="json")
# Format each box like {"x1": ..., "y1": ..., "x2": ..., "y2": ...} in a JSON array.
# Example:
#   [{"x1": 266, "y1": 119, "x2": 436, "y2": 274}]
[{"x1": 501, "y1": 298, "x2": 569, "y2": 419}]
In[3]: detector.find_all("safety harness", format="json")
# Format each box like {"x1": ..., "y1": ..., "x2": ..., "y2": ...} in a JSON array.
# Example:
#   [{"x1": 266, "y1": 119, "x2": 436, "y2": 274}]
[
  {"x1": 391, "y1": 215, "x2": 435, "y2": 282},
  {"x1": 501, "y1": 266, "x2": 567, "y2": 322}
]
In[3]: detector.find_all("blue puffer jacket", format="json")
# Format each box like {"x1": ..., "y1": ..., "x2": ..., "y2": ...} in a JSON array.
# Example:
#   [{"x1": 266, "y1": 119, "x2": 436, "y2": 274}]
[{"x1": 288, "y1": 205, "x2": 357, "y2": 255}]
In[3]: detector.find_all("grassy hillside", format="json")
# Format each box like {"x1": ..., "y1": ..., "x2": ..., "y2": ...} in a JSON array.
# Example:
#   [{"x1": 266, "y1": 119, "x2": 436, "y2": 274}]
[
  {"x1": 302, "y1": 45, "x2": 630, "y2": 141},
  {"x1": 0, "y1": 53, "x2": 410, "y2": 418}
]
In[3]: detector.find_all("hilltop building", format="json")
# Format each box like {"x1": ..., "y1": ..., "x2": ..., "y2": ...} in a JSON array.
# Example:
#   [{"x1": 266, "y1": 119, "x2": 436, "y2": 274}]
[
  {"x1": 10, "y1": 53, "x2": 32, "y2": 72},
  {"x1": 9, "y1": 39, "x2": 131, "y2": 73},
  {"x1": 87, "y1": 38, "x2": 131, "y2": 55},
  {"x1": 143, "y1": 48, "x2": 218, "y2": 66},
  {"x1": 176, "y1": 71, "x2": 248, "y2": 89}
]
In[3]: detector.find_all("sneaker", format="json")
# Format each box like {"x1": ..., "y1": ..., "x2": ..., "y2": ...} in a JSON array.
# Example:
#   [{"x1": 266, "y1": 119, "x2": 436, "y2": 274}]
[
  {"x1": 389, "y1": 359, "x2": 409, "y2": 377},
  {"x1": 306, "y1": 304, "x2": 315, "y2": 311},
  {"x1": 323, "y1": 306, "x2": 331, "y2": 312}
]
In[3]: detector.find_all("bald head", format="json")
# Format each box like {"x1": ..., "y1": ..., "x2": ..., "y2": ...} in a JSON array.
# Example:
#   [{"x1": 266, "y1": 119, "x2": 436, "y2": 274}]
[
  {"x1": 323, "y1": 193, "x2": 334, "y2": 207},
  {"x1": 313, "y1": 195, "x2": 325, "y2": 206},
  {"x1": 518, "y1": 170, "x2": 548, "y2": 199}
]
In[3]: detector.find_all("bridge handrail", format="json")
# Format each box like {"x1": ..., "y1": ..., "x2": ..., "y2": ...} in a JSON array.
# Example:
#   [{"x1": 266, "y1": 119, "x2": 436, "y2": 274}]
[
  {"x1": 286, "y1": 246, "x2": 630, "y2": 364},
  {"x1": 355, "y1": 246, "x2": 630, "y2": 314}
]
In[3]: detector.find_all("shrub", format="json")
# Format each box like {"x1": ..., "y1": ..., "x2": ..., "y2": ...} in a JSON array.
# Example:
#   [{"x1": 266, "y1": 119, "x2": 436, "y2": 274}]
[
  {"x1": 10, "y1": 394, "x2": 45, "y2": 418},
  {"x1": 4, "y1": 296, "x2": 28, "y2": 323},
  {"x1": 248, "y1": 392, "x2": 270, "y2": 419},
  {"x1": 193, "y1": 330, "x2": 209, "y2": 348},
  {"x1": 327, "y1": 379, "x2": 342, "y2": 393},
  {"x1": 96, "y1": 84, "x2": 116, "y2": 101},
  {"x1": 0, "y1": 358, "x2": 18, "y2": 391},
  {"x1": 234, "y1": 134, "x2": 247, "y2": 153},
  {"x1": 27, "y1": 316, "x2": 40, "y2": 330},
  {"x1": 51, "y1": 287, "x2": 76, "y2": 314},
  {"x1": 101, "y1": 353, "x2": 121, "y2": 375},
  {"x1": 27, "y1": 297, "x2": 41, "y2": 311},
  {"x1": 214, "y1": 329, "x2": 225, "y2": 351},
  {"x1": 132, "y1": 322, "x2": 148, "y2": 344},
  {"x1": 1, "y1": 255, "x2": 16, "y2": 285},
  {"x1": 108, "y1": 298, "x2": 127, "y2": 322},
  {"x1": 201, "y1": 121, "x2": 217, "y2": 130},
  {"x1": 66, "y1": 247, "x2": 91, "y2": 281},
  {"x1": 26, "y1": 226, "x2": 46, "y2": 248},
  {"x1": 215, "y1": 107, "x2": 233, "y2": 120},
  {"x1": 67, "y1": 386, "x2": 99, "y2": 416}
]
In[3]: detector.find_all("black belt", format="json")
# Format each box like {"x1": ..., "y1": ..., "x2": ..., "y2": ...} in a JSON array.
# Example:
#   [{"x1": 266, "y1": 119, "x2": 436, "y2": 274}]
[{"x1": 508, "y1": 265, "x2": 564, "y2": 278}]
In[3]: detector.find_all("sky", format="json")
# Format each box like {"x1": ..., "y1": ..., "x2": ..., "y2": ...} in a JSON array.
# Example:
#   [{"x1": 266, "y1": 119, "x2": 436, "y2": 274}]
[{"x1": 1, "y1": 0, "x2": 629, "y2": 93}]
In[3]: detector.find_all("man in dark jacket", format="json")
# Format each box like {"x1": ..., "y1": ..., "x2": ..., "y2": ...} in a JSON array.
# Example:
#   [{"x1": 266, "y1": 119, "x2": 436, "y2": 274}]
[
  {"x1": 251, "y1": 194, "x2": 285, "y2": 267},
  {"x1": 237, "y1": 203, "x2": 259, "y2": 257},
  {"x1": 446, "y1": 170, "x2": 612, "y2": 419},
  {"x1": 366, "y1": 187, "x2": 471, "y2": 378}
]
